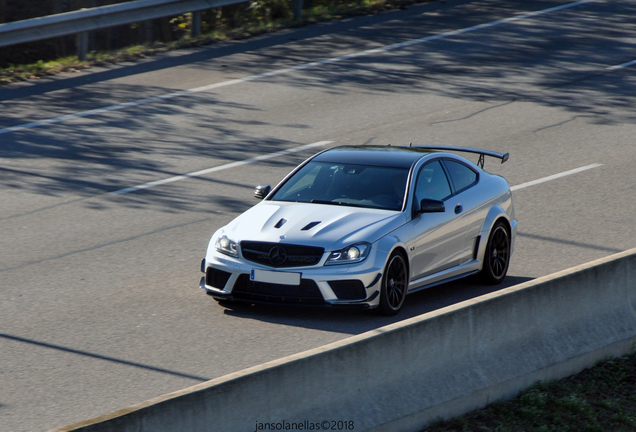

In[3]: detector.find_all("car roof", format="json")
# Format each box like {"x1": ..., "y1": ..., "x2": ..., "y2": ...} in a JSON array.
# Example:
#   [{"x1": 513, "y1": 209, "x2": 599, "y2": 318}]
[{"x1": 311, "y1": 146, "x2": 435, "y2": 169}]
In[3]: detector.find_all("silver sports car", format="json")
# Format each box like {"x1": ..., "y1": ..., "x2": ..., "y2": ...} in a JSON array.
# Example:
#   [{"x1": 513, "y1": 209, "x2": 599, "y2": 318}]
[{"x1": 200, "y1": 145, "x2": 516, "y2": 315}]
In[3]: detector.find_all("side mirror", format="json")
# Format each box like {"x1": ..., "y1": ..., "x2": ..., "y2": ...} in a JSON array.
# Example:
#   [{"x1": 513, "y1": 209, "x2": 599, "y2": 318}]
[
  {"x1": 415, "y1": 198, "x2": 445, "y2": 215},
  {"x1": 254, "y1": 185, "x2": 271, "y2": 199}
]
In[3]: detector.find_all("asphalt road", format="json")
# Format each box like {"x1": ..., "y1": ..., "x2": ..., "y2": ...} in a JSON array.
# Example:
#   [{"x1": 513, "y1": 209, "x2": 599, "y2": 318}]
[{"x1": 1, "y1": 0, "x2": 635, "y2": 430}]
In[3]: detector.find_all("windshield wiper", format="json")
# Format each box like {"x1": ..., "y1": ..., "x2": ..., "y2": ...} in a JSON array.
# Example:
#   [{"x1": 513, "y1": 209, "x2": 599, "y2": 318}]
[
  {"x1": 311, "y1": 200, "x2": 375, "y2": 209},
  {"x1": 311, "y1": 199, "x2": 346, "y2": 206}
]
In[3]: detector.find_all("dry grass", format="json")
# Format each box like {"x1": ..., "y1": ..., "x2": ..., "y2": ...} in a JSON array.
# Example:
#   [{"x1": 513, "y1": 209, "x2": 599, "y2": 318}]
[{"x1": 424, "y1": 353, "x2": 636, "y2": 432}]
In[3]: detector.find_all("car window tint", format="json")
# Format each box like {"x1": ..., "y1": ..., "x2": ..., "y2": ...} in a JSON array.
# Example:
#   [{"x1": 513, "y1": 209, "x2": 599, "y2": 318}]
[
  {"x1": 282, "y1": 164, "x2": 322, "y2": 196},
  {"x1": 272, "y1": 161, "x2": 409, "y2": 210},
  {"x1": 445, "y1": 160, "x2": 478, "y2": 192},
  {"x1": 273, "y1": 163, "x2": 332, "y2": 201},
  {"x1": 415, "y1": 160, "x2": 452, "y2": 202}
]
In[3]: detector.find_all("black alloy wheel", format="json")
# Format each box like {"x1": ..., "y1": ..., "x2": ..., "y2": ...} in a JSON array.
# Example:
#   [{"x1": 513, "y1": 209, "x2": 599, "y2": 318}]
[
  {"x1": 378, "y1": 252, "x2": 408, "y2": 316},
  {"x1": 479, "y1": 220, "x2": 510, "y2": 284}
]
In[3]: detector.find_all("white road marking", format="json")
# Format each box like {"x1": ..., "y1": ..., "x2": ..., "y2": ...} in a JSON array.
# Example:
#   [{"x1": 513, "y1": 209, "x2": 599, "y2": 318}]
[
  {"x1": 114, "y1": 144, "x2": 600, "y2": 195},
  {"x1": 110, "y1": 140, "x2": 333, "y2": 194},
  {"x1": 606, "y1": 59, "x2": 636, "y2": 71},
  {"x1": 0, "y1": 0, "x2": 594, "y2": 136},
  {"x1": 511, "y1": 163, "x2": 603, "y2": 191}
]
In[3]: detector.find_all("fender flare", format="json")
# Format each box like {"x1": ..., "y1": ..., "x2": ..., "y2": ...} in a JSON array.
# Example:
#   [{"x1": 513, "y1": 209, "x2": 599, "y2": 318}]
[
  {"x1": 476, "y1": 205, "x2": 512, "y2": 264},
  {"x1": 374, "y1": 234, "x2": 410, "y2": 277}
]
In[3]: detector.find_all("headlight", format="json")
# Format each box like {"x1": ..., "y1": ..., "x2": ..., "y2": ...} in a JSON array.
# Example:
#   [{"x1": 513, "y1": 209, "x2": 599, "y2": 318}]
[
  {"x1": 215, "y1": 235, "x2": 239, "y2": 257},
  {"x1": 325, "y1": 243, "x2": 371, "y2": 266}
]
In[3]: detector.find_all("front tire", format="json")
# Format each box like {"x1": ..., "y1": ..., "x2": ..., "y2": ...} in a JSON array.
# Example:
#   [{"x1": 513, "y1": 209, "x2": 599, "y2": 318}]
[
  {"x1": 478, "y1": 220, "x2": 510, "y2": 285},
  {"x1": 378, "y1": 252, "x2": 408, "y2": 316}
]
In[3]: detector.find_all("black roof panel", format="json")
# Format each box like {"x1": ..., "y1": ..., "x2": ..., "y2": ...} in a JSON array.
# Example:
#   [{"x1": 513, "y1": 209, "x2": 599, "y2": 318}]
[{"x1": 312, "y1": 146, "x2": 431, "y2": 169}]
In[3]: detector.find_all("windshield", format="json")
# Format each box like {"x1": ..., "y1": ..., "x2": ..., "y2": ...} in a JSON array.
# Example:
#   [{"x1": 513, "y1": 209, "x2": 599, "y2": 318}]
[{"x1": 271, "y1": 161, "x2": 409, "y2": 211}]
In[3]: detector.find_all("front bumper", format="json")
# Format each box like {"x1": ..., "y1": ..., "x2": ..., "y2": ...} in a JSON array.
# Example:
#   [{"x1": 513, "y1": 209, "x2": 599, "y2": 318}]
[
  {"x1": 199, "y1": 246, "x2": 388, "y2": 308},
  {"x1": 198, "y1": 276, "x2": 378, "y2": 308}
]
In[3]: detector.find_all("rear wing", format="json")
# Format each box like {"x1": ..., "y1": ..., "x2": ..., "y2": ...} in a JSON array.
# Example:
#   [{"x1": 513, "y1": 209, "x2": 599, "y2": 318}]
[{"x1": 411, "y1": 145, "x2": 509, "y2": 169}]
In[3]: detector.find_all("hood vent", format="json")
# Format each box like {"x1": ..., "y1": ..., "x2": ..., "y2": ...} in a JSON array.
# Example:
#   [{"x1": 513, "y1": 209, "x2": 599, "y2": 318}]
[
  {"x1": 301, "y1": 221, "x2": 321, "y2": 231},
  {"x1": 274, "y1": 218, "x2": 287, "y2": 229}
]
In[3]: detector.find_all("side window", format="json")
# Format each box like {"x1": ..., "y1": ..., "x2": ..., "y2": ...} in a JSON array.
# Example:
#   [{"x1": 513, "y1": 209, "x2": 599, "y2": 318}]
[
  {"x1": 444, "y1": 160, "x2": 478, "y2": 193},
  {"x1": 414, "y1": 160, "x2": 452, "y2": 202}
]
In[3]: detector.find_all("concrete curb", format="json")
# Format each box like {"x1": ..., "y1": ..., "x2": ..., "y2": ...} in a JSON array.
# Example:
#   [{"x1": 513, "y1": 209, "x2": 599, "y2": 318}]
[{"x1": 51, "y1": 248, "x2": 636, "y2": 432}]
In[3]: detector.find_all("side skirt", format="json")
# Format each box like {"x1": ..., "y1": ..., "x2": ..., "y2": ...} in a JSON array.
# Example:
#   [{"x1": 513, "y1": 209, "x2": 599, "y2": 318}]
[{"x1": 407, "y1": 260, "x2": 481, "y2": 294}]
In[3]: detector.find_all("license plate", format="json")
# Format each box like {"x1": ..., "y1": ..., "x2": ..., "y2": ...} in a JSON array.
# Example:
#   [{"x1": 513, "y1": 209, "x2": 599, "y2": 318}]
[{"x1": 250, "y1": 269, "x2": 301, "y2": 286}]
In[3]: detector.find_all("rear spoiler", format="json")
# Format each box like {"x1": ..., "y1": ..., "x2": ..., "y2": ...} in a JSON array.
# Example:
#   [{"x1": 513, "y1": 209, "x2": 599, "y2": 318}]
[{"x1": 410, "y1": 145, "x2": 509, "y2": 169}]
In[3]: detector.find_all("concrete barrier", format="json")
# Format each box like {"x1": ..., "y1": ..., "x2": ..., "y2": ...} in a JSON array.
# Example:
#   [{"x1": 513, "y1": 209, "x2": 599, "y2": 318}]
[{"x1": 52, "y1": 248, "x2": 636, "y2": 432}]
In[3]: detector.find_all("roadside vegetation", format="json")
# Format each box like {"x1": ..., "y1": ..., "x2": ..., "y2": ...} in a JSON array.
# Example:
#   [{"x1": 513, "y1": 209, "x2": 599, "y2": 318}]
[
  {"x1": 0, "y1": 0, "x2": 430, "y2": 86},
  {"x1": 423, "y1": 352, "x2": 636, "y2": 432}
]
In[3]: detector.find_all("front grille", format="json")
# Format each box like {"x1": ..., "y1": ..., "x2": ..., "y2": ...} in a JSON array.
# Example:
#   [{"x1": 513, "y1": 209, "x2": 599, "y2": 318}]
[
  {"x1": 328, "y1": 280, "x2": 367, "y2": 300},
  {"x1": 231, "y1": 274, "x2": 325, "y2": 305},
  {"x1": 240, "y1": 241, "x2": 324, "y2": 268},
  {"x1": 206, "y1": 268, "x2": 232, "y2": 289}
]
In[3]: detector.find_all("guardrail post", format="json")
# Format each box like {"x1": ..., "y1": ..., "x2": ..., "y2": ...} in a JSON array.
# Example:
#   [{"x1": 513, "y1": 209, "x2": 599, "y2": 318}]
[
  {"x1": 293, "y1": 0, "x2": 303, "y2": 20},
  {"x1": 0, "y1": 0, "x2": 6, "y2": 24},
  {"x1": 143, "y1": 20, "x2": 154, "y2": 44},
  {"x1": 77, "y1": 31, "x2": 88, "y2": 60},
  {"x1": 191, "y1": 11, "x2": 201, "y2": 37}
]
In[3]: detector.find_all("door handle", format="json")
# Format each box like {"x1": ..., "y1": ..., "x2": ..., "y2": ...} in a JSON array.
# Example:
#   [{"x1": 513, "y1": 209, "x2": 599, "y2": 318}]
[{"x1": 454, "y1": 204, "x2": 463, "y2": 214}]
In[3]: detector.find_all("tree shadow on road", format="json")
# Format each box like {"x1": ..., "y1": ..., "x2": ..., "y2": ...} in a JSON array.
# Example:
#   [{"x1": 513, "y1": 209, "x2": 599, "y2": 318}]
[
  {"x1": 0, "y1": 0, "x2": 626, "y2": 308},
  {"x1": 1, "y1": 0, "x2": 634, "y2": 213},
  {"x1": 0, "y1": 84, "x2": 310, "y2": 215}
]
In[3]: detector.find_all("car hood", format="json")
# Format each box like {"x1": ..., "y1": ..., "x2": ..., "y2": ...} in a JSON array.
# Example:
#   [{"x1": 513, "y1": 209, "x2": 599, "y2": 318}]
[{"x1": 220, "y1": 201, "x2": 407, "y2": 249}]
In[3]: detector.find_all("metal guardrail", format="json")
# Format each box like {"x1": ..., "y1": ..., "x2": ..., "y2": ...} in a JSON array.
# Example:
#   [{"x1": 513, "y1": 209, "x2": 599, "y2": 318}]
[{"x1": 0, "y1": 0, "x2": 303, "y2": 60}]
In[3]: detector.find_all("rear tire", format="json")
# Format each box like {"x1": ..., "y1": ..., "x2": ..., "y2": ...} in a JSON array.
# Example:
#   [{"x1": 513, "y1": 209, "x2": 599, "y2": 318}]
[
  {"x1": 378, "y1": 252, "x2": 408, "y2": 316},
  {"x1": 478, "y1": 220, "x2": 510, "y2": 285}
]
